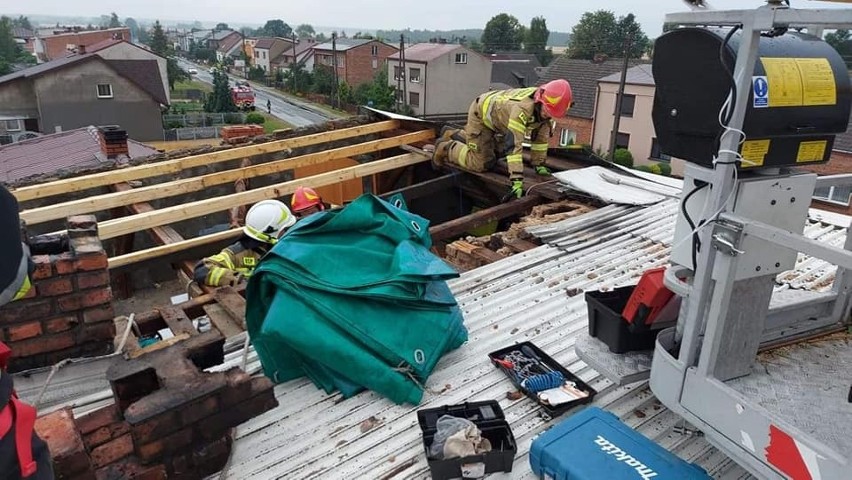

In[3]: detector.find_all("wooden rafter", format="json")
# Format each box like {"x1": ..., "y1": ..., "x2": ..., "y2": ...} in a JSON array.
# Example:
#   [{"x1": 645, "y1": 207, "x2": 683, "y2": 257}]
[{"x1": 11, "y1": 120, "x2": 400, "y2": 202}]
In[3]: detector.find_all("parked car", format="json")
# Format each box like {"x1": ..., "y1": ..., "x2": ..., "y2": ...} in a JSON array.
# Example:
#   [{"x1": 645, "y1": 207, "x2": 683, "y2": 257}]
[{"x1": 188, "y1": 68, "x2": 198, "y2": 75}]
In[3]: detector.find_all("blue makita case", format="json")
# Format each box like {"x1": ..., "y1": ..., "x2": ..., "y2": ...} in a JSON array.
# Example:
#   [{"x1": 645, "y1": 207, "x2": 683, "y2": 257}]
[{"x1": 529, "y1": 407, "x2": 711, "y2": 480}]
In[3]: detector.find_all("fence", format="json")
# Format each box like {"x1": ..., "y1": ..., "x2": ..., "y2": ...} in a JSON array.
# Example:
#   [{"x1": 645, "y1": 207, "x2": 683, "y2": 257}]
[
  {"x1": 162, "y1": 113, "x2": 247, "y2": 129},
  {"x1": 163, "y1": 127, "x2": 221, "y2": 141}
]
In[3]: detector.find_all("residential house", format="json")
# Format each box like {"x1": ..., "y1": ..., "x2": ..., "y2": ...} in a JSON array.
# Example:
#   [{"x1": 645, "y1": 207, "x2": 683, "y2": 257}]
[
  {"x1": 217, "y1": 35, "x2": 245, "y2": 63},
  {"x1": 0, "y1": 125, "x2": 157, "y2": 183},
  {"x1": 313, "y1": 39, "x2": 399, "y2": 87},
  {"x1": 254, "y1": 37, "x2": 294, "y2": 74},
  {"x1": 489, "y1": 53, "x2": 541, "y2": 90},
  {"x1": 33, "y1": 27, "x2": 130, "y2": 63},
  {"x1": 206, "y1": 30, "x2": 241, "y2": 51},
  {"x1": 386, "y1": 43, "x2": 490, "y2": 117},
  {"x1": 0, "y1": 53, "x2": 169, "y2": 141},
  {"x1": 270, "y1": 40, "x2": 317, "y2": 74},
  {"x1": 85, "y1": 39, "x2": 170, "y2": 105},
  {"x1": 243, "y1": 38, "x2": 258, "y2": 65},
  {"x1": 179, "y1": 30, "x2": 213, "y2": 53},
  {"x1": 590, "y1": 64, "x2": 687, "y2": 174},
  {"x1": 12, "y1": 28, "x2": 35, "y2": 54},
  {"x1": 536, "y1": 56, "x2": 643, "y2": 148}
]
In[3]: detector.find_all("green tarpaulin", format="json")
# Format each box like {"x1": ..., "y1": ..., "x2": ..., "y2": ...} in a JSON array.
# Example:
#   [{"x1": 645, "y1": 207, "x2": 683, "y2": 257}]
[{"x1": 245, "y1": 194, "x2": 468, "y2": 405}]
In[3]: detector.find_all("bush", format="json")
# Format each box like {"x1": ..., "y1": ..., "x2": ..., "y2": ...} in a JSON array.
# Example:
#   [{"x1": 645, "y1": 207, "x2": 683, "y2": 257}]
[
  {"x1": 245, "y1": 113, "x2": 265, "y2": 125},
  {"x1": 165, "y1": 120, "x2": 184, "y2": 129},
  {"x1": 649, "y1": 163, "x2": 663, "y2": 175},
  {"x1": 634, "y1": 165, "x2": 653, "y2": 172},
  {"x1": 658, "y1": 162, "x2": 672, "y2": 176},
  {"x1": 225, "y1": 113, "x2": 245, "y2": 124},
  {"x1": 613, "y1": 148, "x2": 634, "y2": 168}
]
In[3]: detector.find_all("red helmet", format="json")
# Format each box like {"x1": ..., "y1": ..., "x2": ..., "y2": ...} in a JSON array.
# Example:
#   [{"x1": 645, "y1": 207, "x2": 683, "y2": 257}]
[
  {"x1": 534, "y1": 79, "x2": 573, "y2": 118},
  {"x1": 291, "y1": 186, "x2": 324, "y2": 213}
]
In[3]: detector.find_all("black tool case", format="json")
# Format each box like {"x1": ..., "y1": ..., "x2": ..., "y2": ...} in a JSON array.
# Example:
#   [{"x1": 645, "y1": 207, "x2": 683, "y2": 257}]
[
  {"x1": 417, "y1": 401, "x2": 516, "y2": 479},
  {"x1": 488, "y1": 341, "x2": 596, "y2": 419},
  {"x1": 586, "y1": 286, "x2": 674, "y2": 354}
]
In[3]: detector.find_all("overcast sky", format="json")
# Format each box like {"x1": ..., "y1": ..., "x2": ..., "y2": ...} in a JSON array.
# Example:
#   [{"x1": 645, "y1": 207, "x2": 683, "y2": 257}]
[{"x1": 7, "y1": 0, "x2": 852, "y2": 37}]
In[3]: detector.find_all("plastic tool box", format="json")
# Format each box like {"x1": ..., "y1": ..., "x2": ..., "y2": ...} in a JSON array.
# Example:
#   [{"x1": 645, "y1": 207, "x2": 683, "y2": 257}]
[
  {"x1": 530, "y1": 407, "x2": 711, "y2": 480},
  {"x1": 488, "y1": 342, "x2": 596, "y2": 419},
  {"x1": 417, "y1": 400, "x2": 516, "y2": 479},
  {"x1": 586, "y1": 286, "x2": 675, "y2": 354}
]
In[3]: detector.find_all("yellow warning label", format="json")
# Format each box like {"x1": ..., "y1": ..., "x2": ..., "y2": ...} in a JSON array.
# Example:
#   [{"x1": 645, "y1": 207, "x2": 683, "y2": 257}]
[
  {"x1": 740, "y1": 139, "x2": 771, "y2": 167},
  {"x1": 761, "y1": 58, "x2": 803, "y2": 107},
  {"x1": 759, "y1": 57, "x2": 837, "y2": 107},
  {"x1": 796, "y1": 140, "x2": 827, "y2": 163},
  {"x1": 795, "y1": 58, "x2": 836, "y2": 106}
]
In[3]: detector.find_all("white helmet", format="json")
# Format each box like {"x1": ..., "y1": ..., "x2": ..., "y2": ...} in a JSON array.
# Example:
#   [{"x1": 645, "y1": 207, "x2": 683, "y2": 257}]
[{"x1": 244, "y1": 200, "x2": 296, "y2": 244}]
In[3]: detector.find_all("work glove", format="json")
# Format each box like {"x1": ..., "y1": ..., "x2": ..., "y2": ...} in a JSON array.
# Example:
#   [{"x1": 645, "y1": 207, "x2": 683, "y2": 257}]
[
  {"x1": 510, "y1": 180, "x2": 524, "y2": 199},
  {"x1": 535, "y1": 165, "x2": 552, "y2": 176}
]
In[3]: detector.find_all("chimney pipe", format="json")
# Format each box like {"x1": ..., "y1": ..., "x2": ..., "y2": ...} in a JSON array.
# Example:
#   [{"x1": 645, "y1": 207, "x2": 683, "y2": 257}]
[
  {"x1": 98, "y1": 126, "x2": 129, "y2": 159},
  {"x1": 77, "y1": 44, "x2": 86, "y2": 54}
]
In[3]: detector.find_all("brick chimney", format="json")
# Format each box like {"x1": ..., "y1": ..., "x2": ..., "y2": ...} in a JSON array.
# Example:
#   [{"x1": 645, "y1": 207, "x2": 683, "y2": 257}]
[
  {"x1": 77, "y1": 44, "x2": 86, "y2": 54},
  {"x1": 98, "y1": 126, "x2": 129, "y2": 159}
]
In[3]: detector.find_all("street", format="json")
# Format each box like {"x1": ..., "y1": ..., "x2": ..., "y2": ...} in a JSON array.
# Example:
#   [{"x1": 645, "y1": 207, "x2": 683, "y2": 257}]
[{"x1": 177, "y1": 59, "x2": 335, "y2": 128}]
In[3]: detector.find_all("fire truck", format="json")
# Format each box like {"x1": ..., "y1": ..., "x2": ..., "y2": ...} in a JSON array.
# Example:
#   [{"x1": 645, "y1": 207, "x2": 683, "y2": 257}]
[{"x1": 230, "y1": 82, "x2": 256, "y2": 111}]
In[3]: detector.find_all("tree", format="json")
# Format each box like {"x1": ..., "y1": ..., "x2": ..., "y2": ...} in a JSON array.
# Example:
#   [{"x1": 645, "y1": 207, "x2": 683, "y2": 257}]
[
  {"x1": 568, "y1": 10, "x2": 649, "y2": 60},
  {"x1": 352, "y1": 65, "x2": 397, "y2": 110},
  {"x1": 125, "y1": 18, "x2": 139, "y2": 41},
  {"x1": 826, "y1": 30, "x2": 852, "y2": 68},
  {"x1": 205, "y1": 70, "x2": 237, "y2": 112},
  {"x1": 312, "y1": 65, "x2": 336, "y2": 95},
  {"x1": 315, "y1": 32, "x2": 328, "y2": 43},
  {"x1": 0, "y1": 16, "x2": 34, "y2": 74},
  {"x1": 137, "y1": 23, "x2": 150, "y2": 44},
  {"x1": 12, "y1": 16, "x2": 32, "y2": 30},
  {"x1": 261, "y1": 19, "x2": 292, "y2": 38},
  {"x1": 296, "y1": 24, "x2": 315, "y2": 39},
  {"x1": 149, "y1": 21, "x2": 169, "y2": 54},
  {"x1": 215, "y1": 23, "x2": 230, "y2": 31},
  {"x1": 481, "y1": 13, "x2": 525, "y2": 53},
  {"x1": 148, "y1": 21, "x2": 189, "y2": 91},
  {"x1": 525, "y1": 16, "x2": 553, "y2": 66},
  {"x1": 108, "y1": 13, "x2": 122, "y2": 28}
]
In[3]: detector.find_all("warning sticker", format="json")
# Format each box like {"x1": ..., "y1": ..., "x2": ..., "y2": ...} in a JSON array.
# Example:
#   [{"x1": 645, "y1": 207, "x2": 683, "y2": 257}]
[
  {"x1": 796, "y1": 141, "x2": 827, "y2": 163},
  {"x1": 740, "y1": 140, "x2": 771, "y2": 167},
  {"x1": 759, "y1": 57, "x2": 836, "y2": 108},
  {"x1": 795, "y1": 58, "x2": 836, "y2": 106},
  {"x1": 761, "y1": 58, "x2": 804, "y2": 107}
]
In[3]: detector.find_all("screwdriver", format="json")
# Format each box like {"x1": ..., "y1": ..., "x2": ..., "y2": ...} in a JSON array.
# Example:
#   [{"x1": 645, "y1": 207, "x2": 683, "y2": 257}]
[{"x1": 521, "y1": 345, "x2": 556, "y2": 374}]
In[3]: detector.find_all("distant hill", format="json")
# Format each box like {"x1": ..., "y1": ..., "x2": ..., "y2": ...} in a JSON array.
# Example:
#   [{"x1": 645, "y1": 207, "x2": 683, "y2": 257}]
[{"x1": 375, "y1": 28, "x2": 570, "y2": 47}]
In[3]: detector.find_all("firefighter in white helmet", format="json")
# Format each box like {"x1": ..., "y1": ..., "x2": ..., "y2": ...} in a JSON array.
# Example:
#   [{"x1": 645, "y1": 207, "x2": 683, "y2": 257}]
[{"x1": 194, "y1": 199, "x2": 296, "y2": 287}]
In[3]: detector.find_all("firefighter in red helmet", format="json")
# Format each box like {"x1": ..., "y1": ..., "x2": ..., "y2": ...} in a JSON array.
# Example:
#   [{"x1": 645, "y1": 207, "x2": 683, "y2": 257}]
[
  {"x1": 290, "y1": 186, "x2": 336, "y2": 219},
  {"x1": 426, "y1": 79, "x2": 573, "y2": 199}
]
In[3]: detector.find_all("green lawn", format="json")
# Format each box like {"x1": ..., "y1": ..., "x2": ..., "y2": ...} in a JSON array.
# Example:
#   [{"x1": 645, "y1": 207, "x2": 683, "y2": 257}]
[
  {"x1": 172, "y1": 80, "x2": 212, "y2": 100},
  {"x1": 258, "y1": 112, "x2": 293, "y2": 134}
]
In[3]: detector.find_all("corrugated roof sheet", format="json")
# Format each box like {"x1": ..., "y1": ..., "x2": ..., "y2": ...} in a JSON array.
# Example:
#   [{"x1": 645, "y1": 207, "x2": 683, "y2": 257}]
[
  {"x1": 0, "y1": 126, "x2": 157, "y2": 183},
  {"x1": 536, "y1": 57, "x2": 646, "y2": 119},
  {"x1": 388, "y1": 43, "x2": 461, "y2": 62}
]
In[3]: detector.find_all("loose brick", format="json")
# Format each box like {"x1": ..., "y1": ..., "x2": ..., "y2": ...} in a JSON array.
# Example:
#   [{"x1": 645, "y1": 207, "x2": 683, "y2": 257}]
[
  {"x1": 130, "y1": 410, "x2": 181, "y2": 446},
  {"x1": 31, "y1": 256, "x2": 53, "y2": 280},
  {"x1": 0, "y1": 299, "x2": 53, "y2": 324},
  {"x1": 67, "y1": 215, "x2": 98, "y2": 231},
  {"x1": 75, "y1": 251, "x2": 108, "y2": 271},
  {"x1": 38, "y1": 277, "x2": 74, "y2": 297},
  {"x1": 11, "y1": 332, "x2": 75, "y2": 357},
  {"x1": 84, "y1": 305, "x2": 115, "y2": 324},
  {"x1": 34, "y1": 408, "x2": 92, "y2": 476},
  {"x1": 54, "y1": 252, "x2": 77, "y2": 275},
  {"x1": 77, "y1": 270, "x2": 111, "y2": 289},
  {"x1": 181, "y1": 393, "x2": 219, "y2": 425},
  {"x1": 45, "y1": 315, "x2": 80, "y2": 333},
  {"x1": 84, "y1": 421, "x2": 130, "y2": 449},
  {"x1": 137, "y1": 427, "x2": 193, "y2": 462},
  {"x1": 6, "y1": 321, "x2": 43, "y2": 341},
  {"x1": 82, "y1": 288, "x2": 113, "y2": 308},
  {"x1": 76, "y1": 405, "x2": 120, "y2": 435},
  {"x1": 81, "y1": 321, "x2": 117, "y2": 343},
  {"x1": 199, "y1": 390, "x2": 278, "y2": 441},
  {"x1": 90, "y1": 433, "x2": 134, "y2": 468}
]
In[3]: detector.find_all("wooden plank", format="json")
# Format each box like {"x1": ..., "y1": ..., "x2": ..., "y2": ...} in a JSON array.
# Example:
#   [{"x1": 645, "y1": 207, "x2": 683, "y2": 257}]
[
  {"x1": 203, "y1": 304, "x2": 244, "y2": 338},
  {"x1": 98, "y1": 152, "x2": 429, "y2": 240},
  {"x1": 128, "y1": 333, "x2": 191, "y2": 359},
  {"x1": 213, "y1": 287, "x2": 247, "y2": 330},
  {"x1": 11, "y1": 120, "x2": 400, "y2": 202},
  {"x1": 159, "y1": 306, "x2": 196, "y2": 336},
  {"x1": 428, "y1": 194, "x2": 542, "y2": 242},
  {"x1": 22, "y1": 129, "x2": 434, "y2": 225},
  {"x1": 108, "y1": 229, "x2": 241, "y2": 269},
  {"x1": 503, "y1": 238, "x2": 540, "y2": 252}
]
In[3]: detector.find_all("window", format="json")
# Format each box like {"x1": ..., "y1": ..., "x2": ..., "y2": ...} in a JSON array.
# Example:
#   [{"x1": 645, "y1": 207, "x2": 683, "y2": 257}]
[
  {"x1": 559, "y1": 128, "x2": 576, "y2": 146},
  {"x1": 650, "y1": 138, "x2": 671, "y2": 162},
  {"x1": 96, "y1": 84, "x2": 113, "y2": 99},
  {"x1": 396, "y1": 90, "x2": 404, "y2": 103},
  {"x1": 393, "y1": 66, "x2": 402, "y2": 81},
  {"x1": 409, "y1": 68, "x2": 421, "y2": 83},
  {"x1": 254, "y1": 50, "x2": 260, "y2": 58},
  {"x1": 409, "y1": 92, "x2": 420, "y2": 107},
  {"x1": 262, "y1": 51, "x2": 267, "y2": 59},
  {"x1": 338, "y1": 55, "x2": 345, "y2": 67},
  {"x1": 619, "y1": 94, "x2": 636, "y2": 117},
  {"x1": 454, "y1": 52, "x2": 467, "y2": 64},
  {"x1": 371, "y1": 45, "x2": 378, "y2": 56},
  {"x1": 3, "y1": 120, "x2": 21, "y2": 132},
  {"x1": 814, "y1": 185, "x2": 852, "y2": 206},
  {"x1": 616, "y1": 132, "x2": 630, "y2": 150}
]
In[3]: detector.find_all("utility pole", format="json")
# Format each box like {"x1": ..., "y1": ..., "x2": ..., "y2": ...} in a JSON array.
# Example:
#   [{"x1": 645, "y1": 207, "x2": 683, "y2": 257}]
[
  {"x1": 291, "y1": 33, "x2": 298, "y2": 92},
  {"x1": 608, "y1": 31, "x2": 634, "y2": 161},
  {"x1": 397, "y1": 34, "x2": 404, "y2": 109},
  {"x1": 401, "y1": 36, "x2": 408, "y2": 110},
  {"x1": 331, "y1": 32, "x2": 339, "y2": 108}
]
